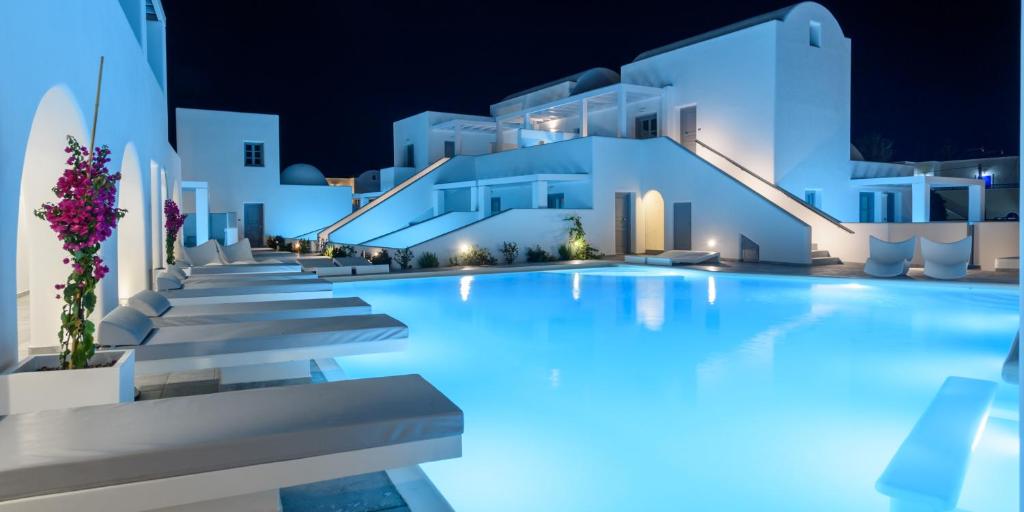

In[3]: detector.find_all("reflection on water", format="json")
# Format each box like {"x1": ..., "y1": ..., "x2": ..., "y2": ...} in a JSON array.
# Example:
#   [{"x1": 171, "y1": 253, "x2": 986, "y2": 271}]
[
  {"x1": 635, "y1": 276, "x2": 665, "y2": 331},
  {"x1": 459, "y1": 275, "x2": 473, "y2": 302},
  {"x1": 707, "y1": 275, "x2": 717, "y2": 305},
  {"x1": 572, "y1": 272, "x2": 581, "y2": 301}
]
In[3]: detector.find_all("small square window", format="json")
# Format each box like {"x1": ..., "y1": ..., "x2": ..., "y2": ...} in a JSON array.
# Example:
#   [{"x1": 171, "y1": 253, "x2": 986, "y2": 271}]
[
  {"x1": 244, "y1": 142, "x2": 264, "y2": 167},
  {"x1": 809, "y1": 21, "x2": 822, "y2": 48}
]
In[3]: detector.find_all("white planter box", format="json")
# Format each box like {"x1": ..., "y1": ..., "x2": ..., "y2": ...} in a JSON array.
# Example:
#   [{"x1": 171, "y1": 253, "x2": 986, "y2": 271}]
[{"x1": 0, "y1": 350, "x2": 135, "y2": 415}]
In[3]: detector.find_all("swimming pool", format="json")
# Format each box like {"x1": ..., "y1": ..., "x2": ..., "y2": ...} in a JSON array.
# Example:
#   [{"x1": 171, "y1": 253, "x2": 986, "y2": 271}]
[{"x1": 334, "y1": 266, "x2": 1019, "y2": 511}]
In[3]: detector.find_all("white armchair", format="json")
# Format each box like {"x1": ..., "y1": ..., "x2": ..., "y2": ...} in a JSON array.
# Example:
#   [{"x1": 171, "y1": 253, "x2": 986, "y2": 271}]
[
  {"x1": 864, "y1": 236, "x2": 916, "y2": 277},
  {"x1": 921, "y1": 236, "x2": 973, "y2": 280}
]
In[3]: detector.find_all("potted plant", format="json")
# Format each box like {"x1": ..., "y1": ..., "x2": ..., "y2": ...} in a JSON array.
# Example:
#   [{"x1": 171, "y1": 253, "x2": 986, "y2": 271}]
[
  {"x1": 0, "y1": 136, "x2": 135, "y2": 415},
  {"x1": 164, "y1": 199, "x2": 186, "y2": 266}
]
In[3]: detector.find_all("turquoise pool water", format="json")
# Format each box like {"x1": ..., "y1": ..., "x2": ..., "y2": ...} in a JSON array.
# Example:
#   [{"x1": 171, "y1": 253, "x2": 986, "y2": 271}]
[{"x1": 334, "y1": 267, "x2": 1020, "y2": 511}]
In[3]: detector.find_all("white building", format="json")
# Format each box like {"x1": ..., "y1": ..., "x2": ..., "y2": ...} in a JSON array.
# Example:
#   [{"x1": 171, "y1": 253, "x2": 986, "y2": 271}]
[
  {"x1": 175, "y1": 108, "x2": 353, "y2": 246},
  {"x1": 320, "y1": 2, "x2": 1017, "y2": 269},
  {"x1": 3, "y1": 0, "x2": 183, "y2": 368}
]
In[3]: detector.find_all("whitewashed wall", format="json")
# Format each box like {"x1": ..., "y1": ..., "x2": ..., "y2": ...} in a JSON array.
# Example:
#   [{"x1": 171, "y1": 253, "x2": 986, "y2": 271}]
[
  {"x1": 175, "y1": 108, "x2": 352, "y2": 241},
  {"x1": 1, "y1": 0, "x2": 181, "y2": 366}
]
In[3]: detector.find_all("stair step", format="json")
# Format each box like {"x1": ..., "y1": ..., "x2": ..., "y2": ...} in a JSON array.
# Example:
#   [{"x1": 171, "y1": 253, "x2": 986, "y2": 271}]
[
  {"x1": 811, "y1": 249, "x2": 831, "y2": 258},
  {"x1": 811, "y1": 256, "x2": 843, "y2": 266}
]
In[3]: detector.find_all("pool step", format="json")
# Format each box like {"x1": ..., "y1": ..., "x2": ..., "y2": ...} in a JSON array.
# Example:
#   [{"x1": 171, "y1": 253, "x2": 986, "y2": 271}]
[{"x1": 810, "y1": 246, "x2": 842, "y2": 266}]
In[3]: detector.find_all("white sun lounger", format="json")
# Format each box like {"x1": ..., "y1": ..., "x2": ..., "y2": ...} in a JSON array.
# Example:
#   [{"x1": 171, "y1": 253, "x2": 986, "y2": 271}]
[
  {"x1": 0, "y1": 375, "x2": 462, "y2": 512},
  {"x1": 128, "y1": 290, "x2": 371, "y2": 327},
  {"x1": 876, "y1": 376, "x2": 997, "y2": 512},
  {"x1": 98, "y1": 306, "x2": 407, "y2": 378},
  {"x1": 628, "y1": 250, "x2": 720, "y2": 266},
  {"x1": 157, "y1": 274, "x2": 334, "y2": 305},
  {"x1": 302, "y1": 256, "x2": 390, "y2": 277},
  {"x1": 921, "y1": 236, "x2": 972, "y2": 280},
  {"x1": 864, "y1": 236, "x2": 916, "y2": 277}
]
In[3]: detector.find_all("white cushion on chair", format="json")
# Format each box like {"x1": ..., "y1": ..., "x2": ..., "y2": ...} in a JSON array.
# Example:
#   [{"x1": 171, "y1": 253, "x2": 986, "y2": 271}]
[
  {"x1": 128, "y1": 290, "x2": 172, "y2": 316},
  {"x1": 98, "y1": 306, "x2": 155, "y2": 346},
  {"x1": 185, "y1": 240, "x2": 225, "y2": 266},
  {"x1": 221, "y1": 238, "x2": 258, "y2": 264},
  {"x1": 156, "y1": 271, "x2": 183, "y2": 291}
]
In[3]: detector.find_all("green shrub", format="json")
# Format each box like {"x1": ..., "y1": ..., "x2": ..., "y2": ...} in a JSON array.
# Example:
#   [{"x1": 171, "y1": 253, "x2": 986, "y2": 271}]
[
  {"x1": 526, "y1": 244, "x2": 553, "y2": 263},
  {"x1": 369, "y1": 249, "x2": 391, "y2": 266},
  {"x1": 455, "y1": 245, "x2": 497, "y2": 266},
  {"x1": 395, "y1": 248, "x2": 414, "y2": 270},
  {"x1": 557, "y1": 244, "x2": 571, "y2": 261},
  {"x1": 565, "y1": 214, "x2": 601, "y2": 259},
  {"x1": 500, "y1": 241, "x2": 519, "y2": 264},
  {"x1": 417, "y1": 251, "x2": 439, "y2": 268}
]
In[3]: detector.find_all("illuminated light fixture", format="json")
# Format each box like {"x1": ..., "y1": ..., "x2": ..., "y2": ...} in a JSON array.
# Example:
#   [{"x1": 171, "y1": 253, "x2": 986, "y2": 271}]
[
  {"x1": 707, "y1": 276, "x2": 717, "y2": 305},
  {"x1": 292, "y1": 241, "x2": 301, "y2": 251},
  {"x1": 459, "y1": 243, "x2": 470, "y2": 254},
  {"x1": 707, "y1": 238, "x2": 717, "y2": 248}
]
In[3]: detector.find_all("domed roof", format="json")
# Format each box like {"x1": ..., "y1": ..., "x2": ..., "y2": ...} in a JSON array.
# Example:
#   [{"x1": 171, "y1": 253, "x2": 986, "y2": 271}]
[
  {"x1": 570, "y1": 68, "x2": 621, "y2": 95},
  {"x1": 281, "y1": 163, "x2": 327, "y2": 186}
]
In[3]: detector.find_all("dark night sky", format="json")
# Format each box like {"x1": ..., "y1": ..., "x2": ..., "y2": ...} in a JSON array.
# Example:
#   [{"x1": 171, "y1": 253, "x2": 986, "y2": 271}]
[{"x1": 164, "y1": 0, "x2": 1020, "y2": 178}]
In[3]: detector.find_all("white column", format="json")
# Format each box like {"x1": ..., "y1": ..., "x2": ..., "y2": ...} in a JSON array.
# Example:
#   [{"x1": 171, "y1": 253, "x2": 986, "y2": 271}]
[
  {"x1": 579, "y1": 99, "x2": 589, "y2": 137},
  {"x1": 532, "y1": 180, "x2": 549, "y2": 209},
  {"x1": 911, "y1": 178, "x2": 930, "y2": 223},
  {"x1": 194, "y1": 185, "x2": 209, "y2": 244},
  {"x1": 494, "y1": 119, "x2": 503, "y2": 152},
  {"x1": 968, "y1": 184, "x2": 985, "y2": 222},
  {"x1": 477, "y1": 185, "x2": 491, "y2": 219},
  {"x1": 469, "y1": 185, "x2": 479, "y2": 214},
  {"x1": 617, "y1": 90, "x2": 627, "y2": 138},
  {"x1": 454, "y1": 122, "x2": 463, "y2": 155},
  {"x1": 433, "y1": 189, "x2": 445, "y2": 216}
]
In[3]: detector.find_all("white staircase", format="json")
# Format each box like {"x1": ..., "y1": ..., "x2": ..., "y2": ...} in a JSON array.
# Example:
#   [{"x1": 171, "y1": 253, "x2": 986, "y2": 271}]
[{"x1": 810, "y1": 243, "x2": 842, "y2": 266}]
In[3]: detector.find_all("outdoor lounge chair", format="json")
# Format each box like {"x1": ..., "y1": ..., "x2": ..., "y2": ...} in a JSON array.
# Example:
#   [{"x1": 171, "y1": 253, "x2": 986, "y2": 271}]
[
  {"x1": 156, "y1": 272, "x2": 333, "y2": 305},
  {"x1": 302, "y1": 256, "x2": 391, "y2": 277},
  {"x1": 628, "y1": 250, "x2": 720, "y2": 266},
  {"x1": 177, "y1": 239, "x2": 302, "y2": 275},
  {"x1": 864, "y1": 236, "x2": 916, "y2": 277},
  {"x1": 920, "y1": 236, "x2": 973, "y2": 280},
  {"x1": 128, "y1": 290, "x2": 371, "y2": 327},
  {"x1": 0, "y1": 375, "x2": 462, "y2": 512},
  {"x1": 98, "y1": 305, "x2": 407, "y2": 379}
]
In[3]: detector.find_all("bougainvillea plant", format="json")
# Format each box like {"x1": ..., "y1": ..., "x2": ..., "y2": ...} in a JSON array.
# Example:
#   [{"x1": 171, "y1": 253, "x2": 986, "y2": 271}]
[
  {"x1": 163, "y1": 199, "x2": 186, "y2": 265},
  {"x1": 34, "y1": 136, "x2": 126, "y2": 369}
]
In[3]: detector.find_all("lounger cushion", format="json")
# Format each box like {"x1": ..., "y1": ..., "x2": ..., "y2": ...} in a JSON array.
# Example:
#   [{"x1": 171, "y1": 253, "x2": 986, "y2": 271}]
[
  {"x1": 98, "y1": 306, "x2": 155, "y2": 346},
  {"x1": 156, "y1": 271, "x2": 183, "y2": 291},
  {"x1": 168, "y1": 264, "x2": 189, "y2": 281},
  {"x1": 221, "y1": 238, "x2": 258, "y2": 264},
  {"x1": 159, "y1": 279, "x2": 332, "y2": 301},
  {"x1": 152, "y1": 297, "x2": 371, "y2": 326},
  {"x1": 185, "y1": 240, "x2": 226, "y2": 266},
  {"x1": 0, "y1": 375, "x2": 462, "y2": 502},
  {"x1": 128, "y1": 290, "x2": 172, "y2": 316},
  {"x1": 188, "y1": 263, "x2": 303, "y2": 275},
  {"x1": 132, "y1": 314, "x2": 406, "y2": 361},
  {"x1": 174, "y1": 239, "x2": 192, "y2": 266}
]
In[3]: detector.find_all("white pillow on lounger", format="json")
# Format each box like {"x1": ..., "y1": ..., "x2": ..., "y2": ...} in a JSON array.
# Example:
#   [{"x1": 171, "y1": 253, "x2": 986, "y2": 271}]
[
  {"x1": 221, "y1": 238, "x2": 258, "y2": 263},
  {"x1": 98, "y1": 306, "x2": 154, "y2": 347},
  {"x1": 185, "y1": 240, "x2": 225, "y2": 266}
]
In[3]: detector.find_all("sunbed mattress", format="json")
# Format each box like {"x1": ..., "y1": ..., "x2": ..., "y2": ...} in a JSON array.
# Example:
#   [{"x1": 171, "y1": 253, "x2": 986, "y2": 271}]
[
  {"x1": 153, "y1": 297, "x2": 371, "y2": 326},
  {"x1": 188, "y1": 263, "x2": 301, "y2": 275},
  {"x1": 160, "y1": 279, "x2": 332, "y2": 299},
  {"x1": 135, "y1": 314, "x2": 407, "y2": 361},
  {"x1": 181, "y1": 272, "x2": 318, "y2": 287},
  {"x1": 0, "y1": 375, "x2": 462, "y2": 502}
]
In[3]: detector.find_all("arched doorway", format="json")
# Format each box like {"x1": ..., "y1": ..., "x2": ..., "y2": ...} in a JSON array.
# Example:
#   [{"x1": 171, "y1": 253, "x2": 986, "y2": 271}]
[
  {"x1": 17, "y1": 85, "x2": 88, "y2": 350},
  {"x1": 642, "y1": 189, "x2": 665, "y2": 253},
  {"x1": 116, "y1": 143, "x2": 147, "y2": 301}
]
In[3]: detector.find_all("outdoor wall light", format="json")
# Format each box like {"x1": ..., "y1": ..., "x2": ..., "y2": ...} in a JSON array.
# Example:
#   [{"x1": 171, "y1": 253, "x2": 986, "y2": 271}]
[
  {"x1": 707, "y1": 238, "x2": 717, "y2": 248},
  {"x1": 459, "y1": 243, "x2": 470, "y2": 254}
]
